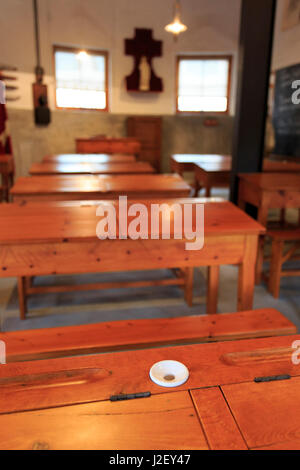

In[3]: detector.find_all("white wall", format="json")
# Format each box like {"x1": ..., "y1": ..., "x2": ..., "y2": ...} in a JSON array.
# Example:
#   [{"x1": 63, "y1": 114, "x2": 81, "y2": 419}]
[{"x1": 0, "y1": 0, "x2": 241, "y2": 114}]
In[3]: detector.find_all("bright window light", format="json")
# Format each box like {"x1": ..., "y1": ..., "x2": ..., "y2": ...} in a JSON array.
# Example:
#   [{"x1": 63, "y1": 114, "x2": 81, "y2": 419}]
[
  {"x1": 54, "y1": 48, "x2": 107, "y2": 110},
  {"x1": 177, "y1": 57, "x2": 231, "y2": 113}
]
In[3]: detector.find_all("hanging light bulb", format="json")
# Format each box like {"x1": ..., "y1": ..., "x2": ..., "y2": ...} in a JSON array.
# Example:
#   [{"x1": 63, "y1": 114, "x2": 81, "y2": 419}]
[
  {"x1": 165, "y1": 0, "x2": 187, "y2": 38},
  {"x1": 77, "y1": 1, "x2": 89, "y2": 61}
]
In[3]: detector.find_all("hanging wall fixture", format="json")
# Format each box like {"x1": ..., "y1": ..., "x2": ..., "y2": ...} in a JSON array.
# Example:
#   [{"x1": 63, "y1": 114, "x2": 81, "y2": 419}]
[
  {"x1": 165, "y1": 0, "x2": 187, "y2": 39},
  {"x1": 32, "y1": 0, "x2": 51, "y2": 125}
]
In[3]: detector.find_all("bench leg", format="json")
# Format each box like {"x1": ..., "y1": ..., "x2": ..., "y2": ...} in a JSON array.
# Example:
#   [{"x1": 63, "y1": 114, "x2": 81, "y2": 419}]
[
  {"x1": 184, "y1": 267, "x2": 194, "y2": 307},
  {"x1": 268, "y1": 240, "x2": 284, "y2": 298},
  {"x1": 17, "y1": 277, "x2": 28, "y2": 320},
  {"x1": 207, "y1": 265, "x2": 219, "y2": 314}
]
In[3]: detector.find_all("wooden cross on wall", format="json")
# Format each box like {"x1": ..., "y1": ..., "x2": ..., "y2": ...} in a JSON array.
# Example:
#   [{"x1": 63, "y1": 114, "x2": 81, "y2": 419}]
[{"x1": 125, "y1": 28, "x2": 163, "y2": 92}]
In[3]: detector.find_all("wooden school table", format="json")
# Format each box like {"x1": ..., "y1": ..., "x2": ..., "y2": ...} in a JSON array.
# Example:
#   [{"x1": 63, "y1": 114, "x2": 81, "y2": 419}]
[
  {"x1": 10, "y1": 174, "x2": 191, "y2": 202},
  {"x1": 0, "y1": 199, "x2": 264, "y2": 319},
  {"x1": 263, "y1": 159, "x2": 300, "y2": 172},
  {"x1": 238, "y1": 173, "x2": 300, "y2": 283},
  {"x1": 171, "y1": 153, "x2": 300, "y2": 176},
  {"x1": 0, "y1": 333, "x2": 299, "y2": 450},
  {"x1": 76, "y1": 137, "x2": 141, "y2": 155},
  {"x1": 171, "y1": 154, "x2": 300, "y2": 196},
  {"x1": 29, "y1": 161, "x2": 155, "y2": 176},
  {"x1": 42, "y1": 153, "x2": 136, "y2": 164},
  {"x1": 170, "y1": 154, "x2": 231, "y2": 197},
  {"x1": 194, "y1": 160, "x2": 231, "y2": 197},
  {"x1": 170, "y1": 154, "x2": 232, "y2": 175}
]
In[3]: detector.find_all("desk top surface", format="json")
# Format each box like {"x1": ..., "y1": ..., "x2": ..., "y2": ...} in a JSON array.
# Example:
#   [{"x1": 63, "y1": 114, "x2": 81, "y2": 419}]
[
  {"x1": 172, "y1": 154, "x2": 231, "y2": 163},
  {"x1": 42, "y1": 154, "x2": 136, "y2": 163},
  {"x1": 263, "y1": 159, "x2": 300, "y2": 171},
  {"x1": 0, "y1": 334, "x2": 299, "y2": 450},
  {"x1": 30, "y1": 161, "x2": 154, "y2": 175},
  {"x1": 11, "y1": 174, "x2": 190, "y2": 196},
  {"x1": 76, "y1": 137, "x2": 140, "y2": 143},
  {"x1": 172, "y1": 155, "x2": 300, "y2": 174},
  {"x1": 0, "y1": 199, "x2": 264, "y2": 243},
  {"x1": 239, "y1": 172, "x2": 300, "y2": 190}
]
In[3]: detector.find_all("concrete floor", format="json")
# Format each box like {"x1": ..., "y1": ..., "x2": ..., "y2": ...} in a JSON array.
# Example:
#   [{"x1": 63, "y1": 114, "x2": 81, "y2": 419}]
[
  {"x1": 0, "y1": 264, "x2": 299, "y2": 332},
  {"x1": 0, "y1": 188, "x2": 299, "y2": 332}
]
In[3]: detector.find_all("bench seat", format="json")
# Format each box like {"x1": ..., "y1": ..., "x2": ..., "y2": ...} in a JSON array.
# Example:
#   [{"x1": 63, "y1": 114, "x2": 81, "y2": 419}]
[{"x1": 0, "y1": 308, "x2": 296, "y2": 363}]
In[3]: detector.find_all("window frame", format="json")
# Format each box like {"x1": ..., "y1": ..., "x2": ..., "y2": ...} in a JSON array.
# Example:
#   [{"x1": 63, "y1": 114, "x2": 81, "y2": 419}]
[
  {"x1": 175, "y1": 54, "x2": 232, "y2": 115},
  {"x1": 53, "y1": 45, "x2": 109, "y2": 112}
]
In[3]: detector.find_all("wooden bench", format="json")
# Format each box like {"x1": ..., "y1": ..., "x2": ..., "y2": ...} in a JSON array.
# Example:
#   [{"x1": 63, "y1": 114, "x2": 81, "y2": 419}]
[
  {"x1": 268, "y1": 229, "x2": 300, "y2": 298},
  {"x1": 0, "y1": 308, "x2": 296, "y2": 363}
]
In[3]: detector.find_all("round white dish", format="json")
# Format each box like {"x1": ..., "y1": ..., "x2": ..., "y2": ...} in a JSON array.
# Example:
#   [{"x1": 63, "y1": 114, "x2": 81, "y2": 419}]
[{"x1": 149, "y1": 360, "x2": 189, "y2": 388}]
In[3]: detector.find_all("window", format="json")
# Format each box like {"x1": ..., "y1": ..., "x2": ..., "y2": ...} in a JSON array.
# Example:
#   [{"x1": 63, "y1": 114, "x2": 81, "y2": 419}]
[
  {"x1": 176, "y1": 56, "x2": 232, "y2": 113},
  {"x1": 54, "y1": 46, "x2": 108, "y2": 110}
]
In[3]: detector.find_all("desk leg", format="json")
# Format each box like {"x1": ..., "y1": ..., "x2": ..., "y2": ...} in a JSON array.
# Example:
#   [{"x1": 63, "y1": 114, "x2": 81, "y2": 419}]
[
  {"x1": 238, "y1": 235, "x2": 257, "y2": 311},
  {"x1": 205, "y1": 186, "x2": 211, "y2": 197},
  {"x1": 255, "y1": 205, "x2": 268, "y2": 285},
  {"x1": 184, "y1": 267, "x2": 194, "y2": 307},
  {"x1": 238, "y1": 198, "x2": 246, "y2": 211},
  {"x1": 193, "y1": 175, "x2": 200, "y2": 197},
  {"x1": 207, "y1": 266, "x2": 219, "y2": 314},
  {"x1": 268, "y1": 240, "x2": 284, "y2": 298},
  {"x1": 17, "y1": 277, "x2": 27, "y2": 320}
]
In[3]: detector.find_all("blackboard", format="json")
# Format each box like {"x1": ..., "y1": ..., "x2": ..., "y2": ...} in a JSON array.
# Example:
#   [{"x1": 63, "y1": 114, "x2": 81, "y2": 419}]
[{"x1": 273, "y1": 63, "x2": 300, "y2": 157}]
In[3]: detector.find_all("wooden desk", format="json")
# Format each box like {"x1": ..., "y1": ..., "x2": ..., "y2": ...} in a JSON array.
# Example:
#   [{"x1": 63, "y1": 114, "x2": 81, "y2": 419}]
[
  {"x1": 42, "y1": 153, "x2": 136, "y2": 164},
  {"x1": 171, "y1": 154, "x2": 300, "y2": 175},
  {"x1": 170, "y1": 154, "x2": 231, "y2": 175},
  {"x1": 0, "y1": 154, "x2": 14, "y2": 202},
  {"x1": 29, "y1": 161, "x2": 155, "y2": 176},
  {"x1": 171, "y1": 154, "x2": 300, "y2": 197},
  {"x1": 0, "y1": 199, "x2": 264, "y2": 318},
  {"x1": 264, "y1": 159, "x2": 300, "y2": 172},
  {"x1": 76, "y1": 137, "x2": 141, "y2": 156},
  {"x1": 0, "y1": 334, "x2": 299, "y2": 450},
  {"x1": 238, "y1": 173, "x2": 300, "y2": 282},
  {"x1": 11, "y1": 174, "x2": 191, "y2": 202},
  {"x1": 194, "y1": 160, "x2": 231, "y2": 197}
]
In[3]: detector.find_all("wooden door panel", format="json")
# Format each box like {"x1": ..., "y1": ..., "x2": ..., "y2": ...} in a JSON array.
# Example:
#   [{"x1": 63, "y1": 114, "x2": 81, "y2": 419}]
[
  {"x1": 222, "y1": 376, "x2": 300, "y2": 450},
  {"x1": 0, "y1": 391, "x2": 208, "y2": 450}
]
